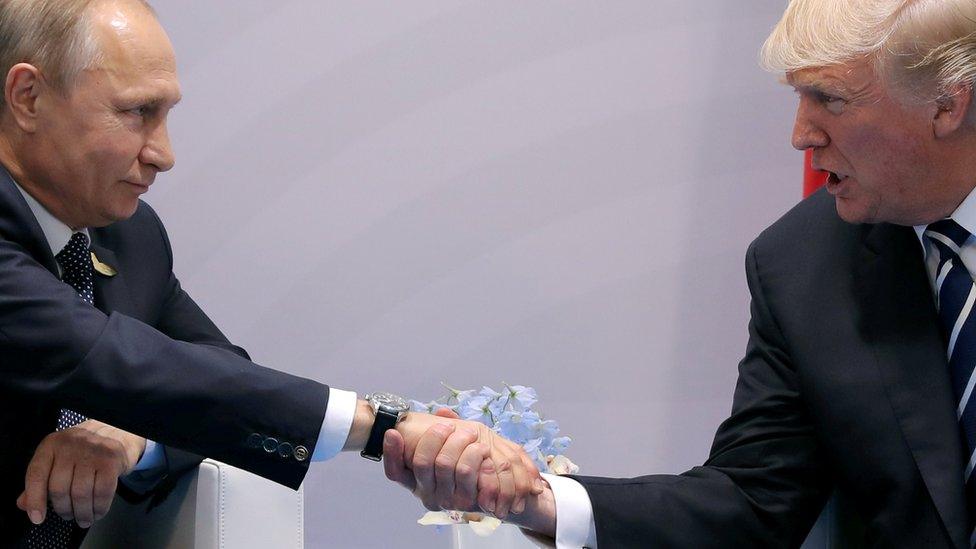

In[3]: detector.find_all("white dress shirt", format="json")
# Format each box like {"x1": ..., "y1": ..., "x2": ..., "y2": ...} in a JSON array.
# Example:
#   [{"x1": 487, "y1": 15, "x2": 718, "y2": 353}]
[{"x1": 12, "y1": 182, "x2": 358, "y2": 479}]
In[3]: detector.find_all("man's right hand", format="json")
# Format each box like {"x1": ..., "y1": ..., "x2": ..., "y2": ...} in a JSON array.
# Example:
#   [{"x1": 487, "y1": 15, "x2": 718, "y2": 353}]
[
  {"x1": 387, "y1": 419, "x2": 558, "y2": 537},
  {"x1": 382, "y1": 408, "x2": 544, "y2": 519}
]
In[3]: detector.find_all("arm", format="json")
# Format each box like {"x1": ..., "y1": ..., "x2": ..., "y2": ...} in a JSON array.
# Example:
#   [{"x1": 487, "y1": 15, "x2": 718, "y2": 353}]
[{"x1": 395, "y1": 241, "x2": 832, "y2": 547}]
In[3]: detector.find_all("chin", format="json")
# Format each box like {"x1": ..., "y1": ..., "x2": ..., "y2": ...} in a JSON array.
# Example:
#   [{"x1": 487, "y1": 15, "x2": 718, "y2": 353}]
[{"x1": 833, "y1": 197, "x2": 879, "y2": 225}]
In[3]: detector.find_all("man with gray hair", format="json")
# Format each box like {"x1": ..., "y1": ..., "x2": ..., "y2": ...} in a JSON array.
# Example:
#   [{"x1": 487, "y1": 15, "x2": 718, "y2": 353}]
[
  {"x1": 0, "y1": 0, "x2": 543, "y2": 547},
  {"x1": 397, "y1": 1, "x2": 976, "y2": 546}
]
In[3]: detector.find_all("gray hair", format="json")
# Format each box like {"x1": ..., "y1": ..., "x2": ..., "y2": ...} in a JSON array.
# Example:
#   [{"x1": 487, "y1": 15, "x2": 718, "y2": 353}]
[
  {"x1": 761, "y1": 0, "x2": 976, "y2": 104},
  {"x1": 0, "y1": 0, "x2": 154, "y2": 109}
]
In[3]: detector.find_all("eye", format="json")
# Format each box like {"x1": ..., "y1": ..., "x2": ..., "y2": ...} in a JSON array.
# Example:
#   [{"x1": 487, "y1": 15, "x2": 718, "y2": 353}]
[{"x1": 818, "y1": 93, "x2": 847, "y2": 114}]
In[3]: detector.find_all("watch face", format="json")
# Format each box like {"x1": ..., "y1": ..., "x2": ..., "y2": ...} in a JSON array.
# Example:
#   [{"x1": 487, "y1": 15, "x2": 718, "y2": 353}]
[{"x1": 369, "y1": 392, "x2": 409, "y2": 413}]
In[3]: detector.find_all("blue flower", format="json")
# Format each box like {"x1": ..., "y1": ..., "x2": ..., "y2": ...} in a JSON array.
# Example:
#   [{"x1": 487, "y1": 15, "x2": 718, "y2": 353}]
[
  {"x1": 549, "y1": 436, "x2": 571, "y2": 454},
  {"x1": 458, "y1": 395, "x2": 494, "y2": 426},
  {"x1": 496, "y1": 410, "x2": 540, "y2": 442},
  {"x1": 504, "y1": 385, "x2": 538, "y2": 411},
  {"x1": 409, "y1": 399, "x2": 439, "y2": 413}
]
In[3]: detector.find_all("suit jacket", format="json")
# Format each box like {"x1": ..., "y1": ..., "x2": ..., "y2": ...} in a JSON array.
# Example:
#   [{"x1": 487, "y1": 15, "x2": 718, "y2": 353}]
[
  {"x1": 573, "y1": 189, "x2": 969, "y2": 548},
  {"x1": 0, "y1": 167, "x2": 330, "y2": 545}
]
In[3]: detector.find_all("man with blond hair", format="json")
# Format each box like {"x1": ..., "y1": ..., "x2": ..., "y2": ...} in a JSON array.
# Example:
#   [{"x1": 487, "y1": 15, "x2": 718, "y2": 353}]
[
  {"x1": 395, "y1": 1, "x2": 976, "y2": 546},
  {"x1": 0, "y1": 0, "x2": 544, "y2": 547}
]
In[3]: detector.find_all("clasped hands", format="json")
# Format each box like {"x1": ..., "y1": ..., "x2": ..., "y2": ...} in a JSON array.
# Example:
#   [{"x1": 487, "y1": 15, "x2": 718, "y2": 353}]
[{"x1": 384, "y1": 408, "x2": 555, "y2": 533}]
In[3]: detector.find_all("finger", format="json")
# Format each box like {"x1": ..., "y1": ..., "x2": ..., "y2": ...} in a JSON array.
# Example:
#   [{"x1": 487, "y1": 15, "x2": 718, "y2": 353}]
[
  {"x1": 504, "y1": 442, "x2": 534, "y2": 514},
  {"x1": 476, "y1": 458, "x2": 499, "y2": 515},
  {"x1": 433, "y1": 408, "x2": 460, "y2": 420},
  {"x1": 92, "y1": 470, "x2": 117, "y2": 522},
  {"x1": 490, "y1": 446, "x2": 516, "y2": 519},
  {"x1": 48, "y1": 457, "x2": 75, "y2": 521},
  {"x1": 22, "y1": 443, "x2": 55, "y2": 525},
  {"x1": 454, "y1": 442, "x2": 488, "y2": 511},
  {"x1": 412, "y1": 423, "x2": 455, "y2": 509},
  {"x1": 70, "y1": 466, "x2": 96, "y2": 528},
  {"x1": 519, "y1": 449, "x2": 545, "y2": 495},
  {"x1": 433, "y1": 428, "x2": 478, "y2": 510},
  {"x1": 382, "y1": 430, "x2": 416, "y2": 492}
]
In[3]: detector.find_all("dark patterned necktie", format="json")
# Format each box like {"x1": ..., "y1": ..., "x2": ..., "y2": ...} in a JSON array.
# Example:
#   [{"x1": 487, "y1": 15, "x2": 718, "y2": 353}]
[
  {"x1": 925, "y1": 219, "x2": 976, "y2": 547},
  {"x1": 26, "y1": 232, "x2": 94, "y2": 548}
]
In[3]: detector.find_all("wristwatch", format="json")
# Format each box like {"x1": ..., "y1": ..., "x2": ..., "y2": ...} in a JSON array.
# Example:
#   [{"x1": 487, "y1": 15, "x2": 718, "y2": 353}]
[{"x1": 361, "y1": 392, "x2": 410, "y2": 461}]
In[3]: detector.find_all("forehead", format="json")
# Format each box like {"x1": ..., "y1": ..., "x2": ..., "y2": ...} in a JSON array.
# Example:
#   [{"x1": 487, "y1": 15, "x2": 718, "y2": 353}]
[
  {"x1": 83, "y1": 1, "x2": 181, "y2": 102},
  {"x1": 786, "y1": 58, "x2": 877, "y2": 94}
]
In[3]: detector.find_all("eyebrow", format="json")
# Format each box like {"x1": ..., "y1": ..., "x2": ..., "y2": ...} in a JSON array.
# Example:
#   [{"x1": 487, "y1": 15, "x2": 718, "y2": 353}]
[{"x1": 123, "y1": 95, "x2": 182, "y2": 110}]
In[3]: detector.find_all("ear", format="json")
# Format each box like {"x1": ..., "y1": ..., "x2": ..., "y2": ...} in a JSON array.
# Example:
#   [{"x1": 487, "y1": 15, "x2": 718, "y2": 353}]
[
  {"x1": 933, "y1": 83, "x2": 973, "y2": 139},
  {"x1": 4, "y1": 63, "x2": 42, "y2": 133}
]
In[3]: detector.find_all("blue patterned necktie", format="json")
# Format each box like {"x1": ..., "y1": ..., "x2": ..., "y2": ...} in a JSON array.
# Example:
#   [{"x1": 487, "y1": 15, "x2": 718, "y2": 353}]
[
  {"x1": 26, "y1": 232, "x2": 94, "y2": 548},
  {"x1": 925, "y1": 219, "x2": 976, "y2": 546}
]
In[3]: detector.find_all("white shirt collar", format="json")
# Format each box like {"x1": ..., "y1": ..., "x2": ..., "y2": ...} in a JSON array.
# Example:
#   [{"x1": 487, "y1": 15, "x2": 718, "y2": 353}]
[
  {"x1": 11, "y1": 181, "x2": 89, "y2": 257},
  {"x1": 913, "y1": 185, "x2": 976, "y2": 246}
]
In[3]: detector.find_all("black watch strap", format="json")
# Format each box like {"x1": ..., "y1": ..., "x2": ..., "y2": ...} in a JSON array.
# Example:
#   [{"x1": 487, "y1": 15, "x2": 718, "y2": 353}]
[{"x1": 361, "y1": 407, "x2": 399, "y2": 461}]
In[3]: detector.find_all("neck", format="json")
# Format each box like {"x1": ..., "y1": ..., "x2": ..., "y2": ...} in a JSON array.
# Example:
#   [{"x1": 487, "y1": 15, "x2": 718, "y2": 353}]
[{"x1": 0, "y1": 129, "x2": 82, "y2": 230}]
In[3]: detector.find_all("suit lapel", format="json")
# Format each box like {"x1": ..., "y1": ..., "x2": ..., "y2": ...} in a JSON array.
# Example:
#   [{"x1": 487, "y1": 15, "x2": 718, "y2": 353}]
[{"x1": 857, "y1": 223, "x2": 969, "y2": 548}]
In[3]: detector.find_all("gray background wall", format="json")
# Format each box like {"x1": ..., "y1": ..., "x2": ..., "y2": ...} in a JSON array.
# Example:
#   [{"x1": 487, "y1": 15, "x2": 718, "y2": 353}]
[{"x1": 149, "y1": 2, "x2": 799, "y2": 546}]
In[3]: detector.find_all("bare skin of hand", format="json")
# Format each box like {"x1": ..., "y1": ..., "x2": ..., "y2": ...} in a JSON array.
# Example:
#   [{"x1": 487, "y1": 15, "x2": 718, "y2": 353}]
[
  {"x1": 387, "y1": 415, "x2": 557, "y2": 537},
  {"x1": 384, "y1": 408, "x2": 545, "y2": 520},
  {"x1": 16, "y1": 419, "x2": 146, "y2": 528}
]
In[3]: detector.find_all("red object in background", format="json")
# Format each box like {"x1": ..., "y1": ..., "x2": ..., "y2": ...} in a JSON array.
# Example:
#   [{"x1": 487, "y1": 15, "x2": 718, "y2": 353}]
[{"x1": 803, "y1": 149, "x2": 828, "y2": 198}]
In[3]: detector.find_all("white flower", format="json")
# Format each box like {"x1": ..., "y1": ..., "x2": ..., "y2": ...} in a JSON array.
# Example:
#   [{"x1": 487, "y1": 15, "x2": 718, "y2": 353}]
[
  {"x1": 546, "y1": 454, "x2": 580, "y2": 475},
  {"x1": 467, "y1": 514, "x2": 503, "y2": 536},
  {"x1": 417, "y1": 511, "x2": 464, "y2": 526}
]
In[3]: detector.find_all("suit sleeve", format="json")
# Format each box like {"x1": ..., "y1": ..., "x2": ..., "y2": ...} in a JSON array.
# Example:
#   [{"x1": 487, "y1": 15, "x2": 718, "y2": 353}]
[
  {"x1": 570, "y1": 241, "x2": 832, "y2": 548},
  {"x1": 117, "y1": 208, "x2": 263, "y2": 501},
  {"x1": 0, "y1": 231, "x2": 328, "y2": 490}
]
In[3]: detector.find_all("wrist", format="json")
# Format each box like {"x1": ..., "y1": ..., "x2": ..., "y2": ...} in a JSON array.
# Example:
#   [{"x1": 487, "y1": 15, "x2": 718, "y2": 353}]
[
  {"x1": 507, "y1": 482, "x2": 556, "y2": 537},
  {"x1": 342, "y1": 399, "x2": 374, "y2": 451}
]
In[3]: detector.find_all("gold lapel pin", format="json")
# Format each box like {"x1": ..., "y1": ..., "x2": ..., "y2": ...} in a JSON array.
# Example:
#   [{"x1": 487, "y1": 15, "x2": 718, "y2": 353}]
[{"x1": 90, "y1": 252, "x2": 117, "y2": 277}]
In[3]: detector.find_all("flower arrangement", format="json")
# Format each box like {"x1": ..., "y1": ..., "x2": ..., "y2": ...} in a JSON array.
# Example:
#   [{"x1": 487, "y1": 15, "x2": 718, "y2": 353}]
[{"x1": 412, "y1": 383, "x2": 578, "y2": 536}]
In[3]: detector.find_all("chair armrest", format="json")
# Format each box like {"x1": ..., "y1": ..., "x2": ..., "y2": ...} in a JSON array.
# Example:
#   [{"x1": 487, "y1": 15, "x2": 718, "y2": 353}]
[{"x1": 83, "y1": 458, "x2": 304, "y2": 548}]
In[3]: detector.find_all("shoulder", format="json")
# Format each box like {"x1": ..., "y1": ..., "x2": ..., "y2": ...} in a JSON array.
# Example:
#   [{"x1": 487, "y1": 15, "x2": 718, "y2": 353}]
[{"x1": 748, "y1": 188, "x2": 869, "y2": 270}]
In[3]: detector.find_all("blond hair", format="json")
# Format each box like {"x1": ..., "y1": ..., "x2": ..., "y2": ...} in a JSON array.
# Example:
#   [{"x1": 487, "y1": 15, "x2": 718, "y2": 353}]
[
  {"x1": 761, "y1": 0, "x2": 976, "y2": 103},
  {"x1": 0, "y1": 0, "x2": 154, "y2": 108}
]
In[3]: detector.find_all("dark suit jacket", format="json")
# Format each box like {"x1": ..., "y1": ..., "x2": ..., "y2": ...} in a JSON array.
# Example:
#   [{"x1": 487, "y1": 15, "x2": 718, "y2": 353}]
[
  {"x1": 574, "y1": 189, "x2": 969, "y2": 548},
  {"x1": 0, "y1": 167, "x2": 330, "y2": 545}
]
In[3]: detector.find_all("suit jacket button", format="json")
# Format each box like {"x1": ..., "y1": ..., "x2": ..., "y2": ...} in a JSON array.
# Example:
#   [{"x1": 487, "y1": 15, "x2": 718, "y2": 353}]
[
  {"x1": 262, "y1": 437, "x2": 279, "y2": 453},
  {"x1": 294, "y1": 445, "x2": 309, "y2": 462},
  {"x1": 246, "y1": 433, "x2": 263, "y2": 448},
  {"x1": 277, "y1": 442, "x2": 294, "y2": 459}
]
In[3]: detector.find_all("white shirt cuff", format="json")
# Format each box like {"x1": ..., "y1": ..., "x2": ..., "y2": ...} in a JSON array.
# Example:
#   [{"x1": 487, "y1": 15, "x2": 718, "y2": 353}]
[
  {"x1": 131, "y1": 438, "x2": 164, "y2": 472},
  {"x1": 311, "y1": 387, "x2": 357, "y2": 461},
  {"x1": 544, "y1": 473, "x2": 598, "y2": 549}
]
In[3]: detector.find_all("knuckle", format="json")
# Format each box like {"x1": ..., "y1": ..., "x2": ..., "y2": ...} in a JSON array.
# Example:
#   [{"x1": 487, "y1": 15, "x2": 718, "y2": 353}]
[
  {"x1": 434, "y1": 455, "x2": 456, "y2": 470},
  {"x1": 456, "y1": 463, "x2": 473, "y2": 478},
  {"x1": 495, "y1": 459, "x2": 513, "y2": 473}
]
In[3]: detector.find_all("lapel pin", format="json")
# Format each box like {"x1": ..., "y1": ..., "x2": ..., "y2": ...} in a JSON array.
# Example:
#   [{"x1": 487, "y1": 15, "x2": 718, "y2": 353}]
[{"x1": 90, "y1": 251, "x2": 117, "y2": 277}]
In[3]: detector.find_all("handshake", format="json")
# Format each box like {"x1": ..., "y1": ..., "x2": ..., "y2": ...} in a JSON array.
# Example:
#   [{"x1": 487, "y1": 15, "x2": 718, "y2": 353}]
[
  {"x1": 350, "y1": 396, "x2": 559, "y2": 535},
  {"x1": 16, "y1": 396, "x2": 559, "y2": 538}
]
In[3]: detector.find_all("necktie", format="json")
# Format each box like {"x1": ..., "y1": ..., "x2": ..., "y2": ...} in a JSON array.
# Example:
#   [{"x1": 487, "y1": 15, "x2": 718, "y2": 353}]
[
  {"x1": 26, "y1": 232, "x2": 94, "y2": 548},
  {"x1": 925, "y1": 219, "x2": 976, "y2": 546}
]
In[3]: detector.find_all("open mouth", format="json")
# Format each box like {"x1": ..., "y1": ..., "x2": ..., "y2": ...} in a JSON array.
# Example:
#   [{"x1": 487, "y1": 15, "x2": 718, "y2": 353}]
[{"x1": 827, "y1": 171, "x2": 849, "y2": 185}]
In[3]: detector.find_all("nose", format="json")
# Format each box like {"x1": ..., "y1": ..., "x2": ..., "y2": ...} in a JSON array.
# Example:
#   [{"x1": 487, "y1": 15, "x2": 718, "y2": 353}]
[
  {"x1": 140, "y1": 119, "x2": 175, "y2": 173},
  {"x1": 791, "y1": 97, "x2": 829, "y2": 151}
]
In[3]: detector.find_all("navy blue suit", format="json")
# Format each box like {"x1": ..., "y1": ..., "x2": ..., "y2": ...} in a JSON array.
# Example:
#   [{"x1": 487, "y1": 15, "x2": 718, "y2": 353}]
[
  {"x1": 573, "y1": 190, "x2": 968, "y2": 548},
  {"x1": 0, "y1": 167, "x2": 330, "y2": 544}
]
